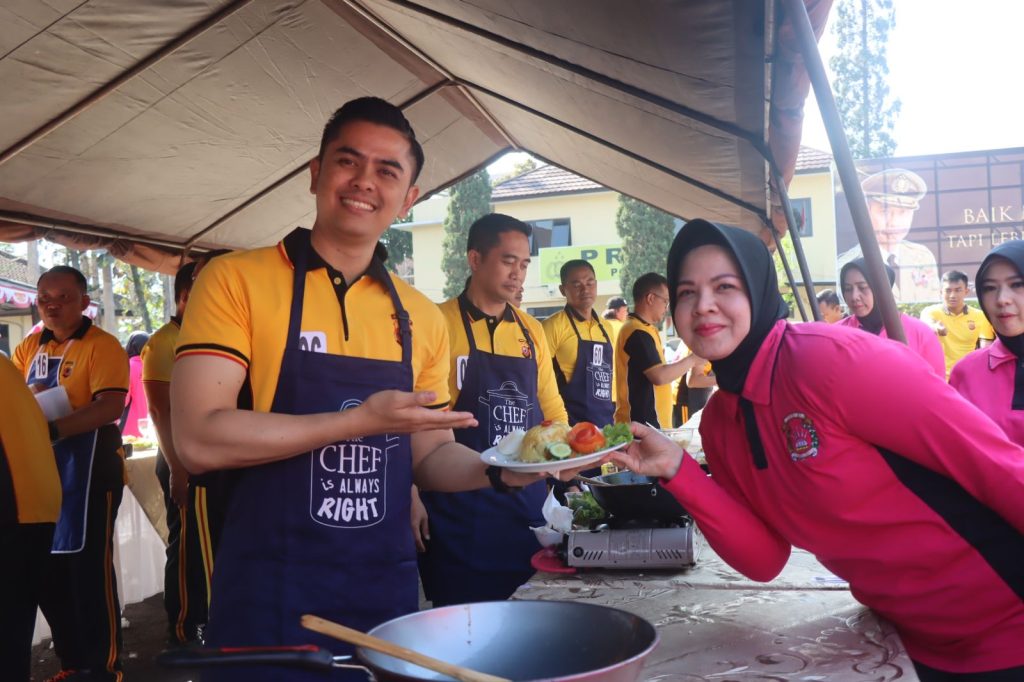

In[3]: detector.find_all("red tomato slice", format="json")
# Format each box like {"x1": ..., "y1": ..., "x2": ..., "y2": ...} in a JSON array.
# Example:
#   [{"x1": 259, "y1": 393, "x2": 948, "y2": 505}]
[{"x1": 568, "y1": 422, "x2": 606, "y2": 454}]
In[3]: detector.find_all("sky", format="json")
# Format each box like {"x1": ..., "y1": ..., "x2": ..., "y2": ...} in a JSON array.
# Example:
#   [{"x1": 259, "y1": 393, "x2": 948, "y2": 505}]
[
  {"x1": 800, "y1": 0, "x2": 1024, "y2": 157},
  {"x1": 493, "y1": 0, "x2": 1024, "y2": 176}
]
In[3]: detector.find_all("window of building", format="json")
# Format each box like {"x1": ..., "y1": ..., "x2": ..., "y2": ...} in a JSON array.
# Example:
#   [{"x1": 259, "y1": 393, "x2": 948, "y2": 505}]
[
  {"x1": 528, "y1": 305, "x2": 563, "y2": 320},
  {"x1": 527, "y1": 218, "x2": 572, "y2": 255},
  {"x1": 791, "y1": 198, "x2": 813, "y2": 237}
]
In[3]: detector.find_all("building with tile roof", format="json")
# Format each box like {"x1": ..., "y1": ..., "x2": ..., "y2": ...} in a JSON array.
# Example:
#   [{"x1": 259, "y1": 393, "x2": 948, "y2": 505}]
[{"x1": 399, "y1": 147, "x2": 837, "y2": 317}]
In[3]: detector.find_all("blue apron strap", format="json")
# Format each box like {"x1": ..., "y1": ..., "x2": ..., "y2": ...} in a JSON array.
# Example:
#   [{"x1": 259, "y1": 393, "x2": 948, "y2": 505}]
[
  {"x1": 381, "y1": 270, "x2": 413, "y2": 367},
  {"x1": 566, "y1": 308, "x2": 612, "y2": 346},
  {"x1": 509, "y1": 308, "x2": 537, "y2": 363},
  {"x1": 457, "y1": 296, "x2": 480, "y2": 354},
  {"x1": 285, "y1": 236, "x2": 309, "y2": 351}
]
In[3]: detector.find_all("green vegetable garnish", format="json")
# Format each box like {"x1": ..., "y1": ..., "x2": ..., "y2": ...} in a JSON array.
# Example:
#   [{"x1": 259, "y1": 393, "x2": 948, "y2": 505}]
[
  {"x1": 602, "y1": 422, "x2": 634, "y2": 448},
  {"x1": 547, "y1": 442, "x2": 573, "y2": 460},
  {"x1": 567, "y1": 491, "x2": 606, "y2": 525}
]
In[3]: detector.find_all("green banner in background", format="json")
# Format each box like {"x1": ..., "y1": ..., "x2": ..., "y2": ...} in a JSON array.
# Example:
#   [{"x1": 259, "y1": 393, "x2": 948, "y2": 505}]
[{"x1": 539, "y1": 244, "x2": 623, "y2": 284}]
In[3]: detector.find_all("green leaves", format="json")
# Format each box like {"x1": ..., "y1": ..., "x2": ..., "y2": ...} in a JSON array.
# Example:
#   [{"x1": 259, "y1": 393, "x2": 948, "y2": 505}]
[
  {"x1": 441, "y1": 169, "x2": 492, "y2": 299},
  {"x1": 830, "y1": 0, "x2": 901, "y2": 159},
  {"x1": 615, "y1": 195, "x2": 676, "y2": 304}
]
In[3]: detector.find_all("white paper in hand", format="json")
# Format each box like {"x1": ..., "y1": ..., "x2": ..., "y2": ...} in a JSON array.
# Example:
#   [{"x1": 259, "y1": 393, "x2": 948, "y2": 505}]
[{"x1": 34, "y1": 386, "x2": 73, "y2": 421}]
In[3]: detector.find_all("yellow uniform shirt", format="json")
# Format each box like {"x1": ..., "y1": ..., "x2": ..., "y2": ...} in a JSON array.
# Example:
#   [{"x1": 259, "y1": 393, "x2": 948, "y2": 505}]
[
  {"x1": 176, "y1": 229, "x2": 450, "y2": 412},
  {"x1": 602, "y1": 317, "x2": 623, "y2": 349},
  {"x1": 920, "y1": 304, "x2": 995, "y2": 379},
  {"x1": 12, "y1": 317, "x2": 129, "y2": 411},
  {"x1": 438, "y1": 295, "x2": 568, "y2": 423},
  {"x1": 141, "y1": 316, "x2": 180, "y2": 384},
  {"x1": 0, "y1": 355, "x2": 61, "y2": 524},
  {"x1": 541, "y1": 307, "x2": 614, "y2": 385},
  {"x1": 614, "y1": 314, "x2": 672, "y2": 428}
]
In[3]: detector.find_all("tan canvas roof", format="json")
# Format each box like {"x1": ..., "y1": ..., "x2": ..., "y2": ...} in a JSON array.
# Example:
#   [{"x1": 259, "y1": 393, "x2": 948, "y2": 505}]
[{"x1": 0, "y1": 0, "x2": 832, "y2": 273}]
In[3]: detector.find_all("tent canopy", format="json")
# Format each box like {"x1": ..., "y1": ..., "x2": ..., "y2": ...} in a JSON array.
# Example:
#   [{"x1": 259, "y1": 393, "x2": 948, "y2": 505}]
[{"x1": 0, "y1": 0, "x2": 831, "y2": 273}]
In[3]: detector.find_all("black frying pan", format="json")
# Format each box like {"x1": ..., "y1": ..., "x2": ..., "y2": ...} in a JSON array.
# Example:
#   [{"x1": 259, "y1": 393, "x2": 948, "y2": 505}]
[{"x1": 587, "y1": 471, "x2": 688, "y2": 521}]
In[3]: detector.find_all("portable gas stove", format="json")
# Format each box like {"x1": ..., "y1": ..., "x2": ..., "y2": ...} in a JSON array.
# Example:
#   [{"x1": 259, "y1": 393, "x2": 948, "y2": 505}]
[{"x1": 564, "y1": 515, "x2": 695, "y2": 569}]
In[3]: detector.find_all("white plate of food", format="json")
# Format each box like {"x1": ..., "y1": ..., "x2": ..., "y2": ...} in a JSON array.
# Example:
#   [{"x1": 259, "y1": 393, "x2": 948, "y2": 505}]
[{"x1": 480, "y1": 421, "x2": 634, "y2": 473}]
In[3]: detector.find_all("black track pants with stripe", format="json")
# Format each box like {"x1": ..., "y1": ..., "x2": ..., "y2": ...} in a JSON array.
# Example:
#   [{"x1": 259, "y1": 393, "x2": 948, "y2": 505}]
[
  {"x1": 38, "y1": 433, "x2": 124, "y2": 680},
  {"x1": 156, "y1": 451, "x2": 223, "y2": 643}
]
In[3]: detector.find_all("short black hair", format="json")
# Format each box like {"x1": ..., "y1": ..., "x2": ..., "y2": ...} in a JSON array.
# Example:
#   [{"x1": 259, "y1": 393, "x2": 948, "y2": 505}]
[
  {"x1": 174, "y1": 262, "x2": 198, "y2": 303},
  {"x1": 39, "y1": 265, "x2": 87, "y2": 294},
  {"x1": 632, "y1": 272, "x2": 668, "y2": 303},
  {"x1": 816, "y1": 289, "x2": 841, "y2": 307},
  {"x1": 318, "y1": 97, "x2": 425, "y2": 184},
  {"x1": 559, "y1": 259, "x2": 594, "y2": 284},
  {"x1": 198, "y1": 249, "x2": 232, "y2": 267},
  {"x1": 466, "y1": 213, "x2": 531, "y2": 257},
  {"x1": 605, "y1": 296, "x2": 627, "y2": 310},
  {"x1": 942, "y1": 270, "x2": 969, "y2": 286}
]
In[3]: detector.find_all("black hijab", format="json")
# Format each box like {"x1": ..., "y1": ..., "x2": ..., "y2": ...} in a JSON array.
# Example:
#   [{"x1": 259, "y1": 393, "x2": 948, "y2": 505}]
[
  {"x1": 977, "y1": 241, "x2": 1024, "y2": 409},
  {"x1": 666, "y1": 220, "x2": 789, "y2": 394},
  {"x1": 839, "y1": 257, "x2": 895, "y2": 335}
]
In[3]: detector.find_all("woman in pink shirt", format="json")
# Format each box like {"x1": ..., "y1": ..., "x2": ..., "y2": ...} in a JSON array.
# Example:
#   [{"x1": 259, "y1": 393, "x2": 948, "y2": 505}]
[
  {"x1": 119, "y1": 330, "x2": 150, "y2": 438},
  {"x1": 613, "y1": 220, "x2": 1024, "y2": 681},
  {"x1": 950, "y1": 241, "x2": 1024, "y2": 445},
  {"x1": 838, "y1": 257, "x2": 945, "y2": 376}
]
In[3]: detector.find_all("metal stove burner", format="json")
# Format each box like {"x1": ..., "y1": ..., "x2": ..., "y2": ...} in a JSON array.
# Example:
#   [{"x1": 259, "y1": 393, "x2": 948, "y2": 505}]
[{"x1": 566, "y1": 516, "x2": 695, "y2": 569}]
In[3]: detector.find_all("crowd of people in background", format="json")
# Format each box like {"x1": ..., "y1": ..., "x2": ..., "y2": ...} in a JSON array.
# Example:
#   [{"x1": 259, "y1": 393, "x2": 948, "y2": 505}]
[{"x1": 1, "y1": 96, "x2": 1021, "y2": 682}]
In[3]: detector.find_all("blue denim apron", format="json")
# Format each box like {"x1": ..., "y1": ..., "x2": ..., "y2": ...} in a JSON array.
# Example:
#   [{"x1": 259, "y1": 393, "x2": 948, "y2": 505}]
[
  {"x1": 555, "y1": 309, "x2": 614, "y2": 427},
  {"x1": 204, "y1": 236, "x2": 417, "y2": 681},
  {"x1": 418, "y1": 299, "x2": 544, "y2": 605},
  {"x1": 27, "y1": 341, "x2": 98, "y2": 553}
]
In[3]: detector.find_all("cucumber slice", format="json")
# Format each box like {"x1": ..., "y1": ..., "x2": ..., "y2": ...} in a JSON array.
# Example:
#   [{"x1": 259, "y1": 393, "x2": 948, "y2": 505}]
[{"x1": 546, "y1": 442, "x2": 573, "y2": 460}]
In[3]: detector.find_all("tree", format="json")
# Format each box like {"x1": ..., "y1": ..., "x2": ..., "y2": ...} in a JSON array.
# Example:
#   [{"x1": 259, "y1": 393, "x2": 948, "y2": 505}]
[
  {"x1": 830, "y1": 0, "x2": 901, "y2": 159},
  {"x1": 491, "y1": 156, "x2": 538, "y2": 186},
  {"x1": 380, "y1": 214, "x2": 413, "y2": 275},
  {"x1": 615, "y1": 195, "x2": 676, "y2": 304},
  {"x1": 441, "y1": 169, "x2": 492, "y2": 299}
]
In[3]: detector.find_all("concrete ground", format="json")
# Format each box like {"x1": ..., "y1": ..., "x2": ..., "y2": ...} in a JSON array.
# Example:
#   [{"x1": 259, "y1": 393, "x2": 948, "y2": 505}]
[{"x1": 32, "y1": 594, "x2": 196, "y2": 681}]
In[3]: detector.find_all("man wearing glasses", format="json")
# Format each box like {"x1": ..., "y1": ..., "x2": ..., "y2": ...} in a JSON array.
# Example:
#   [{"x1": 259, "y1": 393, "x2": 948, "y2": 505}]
[{"x1": 613, "y1": 272, "x2": 702, "y2": 428}]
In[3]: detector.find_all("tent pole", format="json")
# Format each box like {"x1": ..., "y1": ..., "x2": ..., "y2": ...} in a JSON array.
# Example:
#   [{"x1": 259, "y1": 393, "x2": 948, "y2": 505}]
[
  {"x1": 781, "y1": 0, "x2": 905, "y2": 342},
  {"x1": 770, "y1": 225, "x2": 809, "y2": 321},
  {"x1": 0, "y1": 0, "x2": 255, "y2": 167},
  {"x1": 772, "y1": 168, "x2": 821, "y2": 320}
]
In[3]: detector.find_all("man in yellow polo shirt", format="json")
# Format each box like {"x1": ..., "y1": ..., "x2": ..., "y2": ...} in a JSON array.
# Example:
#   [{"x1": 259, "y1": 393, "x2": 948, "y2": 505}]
[
  {"x1": 420, "y1": 213, "x2": 569, "y2": 606},
  {"x1": 143, "y1": 260, "x2": 211, "y2": 645},
  {"x1": 542, "y1": 259, "x2": 614, "y2": 427},
  {"x1": 171, "y1": 99, "x2": 564, "y2": 681},
  {"x1": 601, "y1": 296, "x2": 628, "y2": 347},
  {"x1": 920, "y1": 270, "x2": 994, "y2": 379},
  {"x1": 614, "y1": 273, "x2": 703, "y2": 429},
  {"x1": 0, "y1": 354, "x2": 60, "y2": 681},
  {"x1": 12, "y1": 265, "x2": 129, "y2": 682}
]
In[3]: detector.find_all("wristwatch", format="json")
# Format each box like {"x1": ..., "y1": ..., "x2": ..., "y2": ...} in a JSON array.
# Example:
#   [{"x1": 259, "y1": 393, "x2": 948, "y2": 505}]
[{"x1": 485, "y1": 465, "x2": 521, "y2": 493}]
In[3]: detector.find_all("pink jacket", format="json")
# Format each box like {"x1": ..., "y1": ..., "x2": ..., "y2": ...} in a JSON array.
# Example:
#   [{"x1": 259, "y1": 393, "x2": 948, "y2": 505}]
[
  {"x1": 838, "y1": 312, "x2": 945, "y2": 377},
  {"x1": 663, "y1": 320, "x2": 1024, "y2": 672},
  {"x1": 121, "y1": 355, "x2": 149, "y2": 438},
  {"x1": 950, "y1": 339, "x2": 1024, "y2": 447}
]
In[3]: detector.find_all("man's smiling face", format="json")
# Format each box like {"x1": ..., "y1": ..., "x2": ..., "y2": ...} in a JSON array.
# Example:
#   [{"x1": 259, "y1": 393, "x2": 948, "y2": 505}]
[{"x1": 309, "y1": 119, "x2": 419, "y2": 244}]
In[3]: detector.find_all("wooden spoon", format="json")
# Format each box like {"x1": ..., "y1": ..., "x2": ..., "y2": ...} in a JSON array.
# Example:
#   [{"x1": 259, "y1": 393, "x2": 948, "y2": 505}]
[{"x1": 301, "y1": 614, "x2": 511, "y2": 682}]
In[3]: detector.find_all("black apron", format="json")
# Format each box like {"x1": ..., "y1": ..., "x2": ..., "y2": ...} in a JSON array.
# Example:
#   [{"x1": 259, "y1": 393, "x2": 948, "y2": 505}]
[
  {"x1": 418, "y1": 299, "x2": 545, "y2": 605},
  {"x1": 553, "y1": 308, "x2": 614, "y2": 427},
  {"x1": 203, "y1": 237, "x2": 417, "y2": 681}
]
